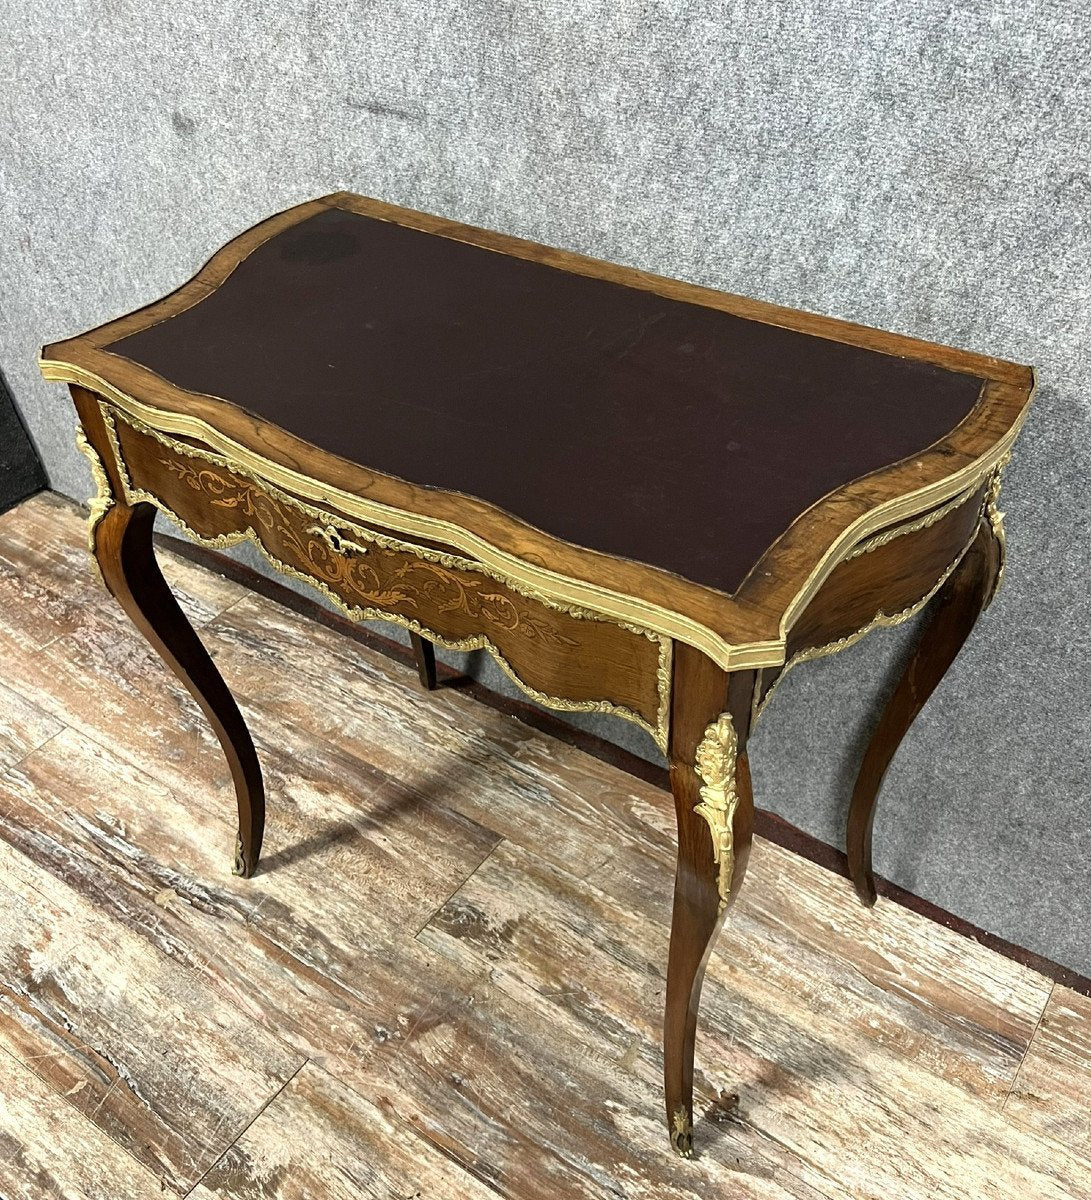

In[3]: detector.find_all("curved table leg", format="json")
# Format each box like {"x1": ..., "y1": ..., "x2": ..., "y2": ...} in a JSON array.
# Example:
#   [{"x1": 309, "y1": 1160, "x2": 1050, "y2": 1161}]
[
  {"x1": 847, "y1": 520, "x2": 1001, "y2": 905},
  {"x1": 409, "y1": 632, "x2": 437, "y2": 690},
  {"x1": 93, "y1": 498, "x2": 266, "y2": 877},
  {"x1": 663, "y1": 644, "x2": 756, "y2": 1156}
]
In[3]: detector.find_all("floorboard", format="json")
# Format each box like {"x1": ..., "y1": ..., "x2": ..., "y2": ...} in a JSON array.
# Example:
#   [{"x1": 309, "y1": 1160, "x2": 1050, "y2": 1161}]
[
  {"x1": 0, "y1": 1047, "x2": 167, "y2": 1200},
  {"x1": 1005, "y1": 986, "x2": 1091, "y2": 1158}
]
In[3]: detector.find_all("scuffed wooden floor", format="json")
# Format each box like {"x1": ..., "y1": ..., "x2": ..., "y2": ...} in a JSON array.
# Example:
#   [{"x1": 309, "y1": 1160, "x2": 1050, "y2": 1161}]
[{"x1": 0, "y1": 492, "x2": 1088, "y2": 1199}]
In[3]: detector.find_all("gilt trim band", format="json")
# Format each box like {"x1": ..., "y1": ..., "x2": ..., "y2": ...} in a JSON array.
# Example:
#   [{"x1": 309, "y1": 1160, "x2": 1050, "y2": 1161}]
[
  {"x1": 42, "y1": 359, "x2": 1031, "y2": 672},
  {"x1": 97, "y1": 402, "x2": 674, "y2": 752}
]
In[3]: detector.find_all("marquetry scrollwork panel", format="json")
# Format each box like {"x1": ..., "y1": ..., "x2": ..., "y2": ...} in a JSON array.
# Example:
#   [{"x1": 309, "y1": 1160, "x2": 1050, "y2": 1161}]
[
  {"x1": 103, "y1": 406, "x2": 672, "y2": 750},
  {"x1": 161, "y1": 456, "x2": 588, "y2": 649}
]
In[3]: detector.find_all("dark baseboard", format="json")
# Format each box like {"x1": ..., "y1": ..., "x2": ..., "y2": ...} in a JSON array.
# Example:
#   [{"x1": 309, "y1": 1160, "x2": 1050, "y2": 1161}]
[{"x1": 148, "y1": 522, "x2": 1091, "y2": 998}]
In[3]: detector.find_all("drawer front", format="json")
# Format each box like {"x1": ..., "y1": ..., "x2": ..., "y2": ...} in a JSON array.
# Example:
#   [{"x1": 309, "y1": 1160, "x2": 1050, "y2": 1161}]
[
  {"x1": 787, "y1": 480, "x2": 989, "y2": 657},
  {"x1": 755, "y1": 480, "x2": 990, "y2": 719},
  {"x1": 104, "y1": 406, "x2": 670, "y2": 749}
]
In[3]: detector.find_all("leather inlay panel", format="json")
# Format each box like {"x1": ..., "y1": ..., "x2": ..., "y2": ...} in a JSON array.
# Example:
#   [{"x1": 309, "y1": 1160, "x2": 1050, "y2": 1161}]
[{"x1": 105, "y1": 207, "x2": 985, "y2": 596}]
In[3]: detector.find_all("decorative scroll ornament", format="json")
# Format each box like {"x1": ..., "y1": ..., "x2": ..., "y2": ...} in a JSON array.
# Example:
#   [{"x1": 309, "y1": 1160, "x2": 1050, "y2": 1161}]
[
  {"x1": 984, "y1": 455, "x2": 1010, "y2": 603},
  {"x1": 670, "y1": 1105, "x2": 694, "y2": 1157},
  {"x1": 73, "y1": 423, "x2": 114, "y2": 584},
  {"x1": 693, "y1": 712, "x2": 740, "y2": 910},
  {"x1": 232, "y1": 832, "x2": 251, "y2": 878}
]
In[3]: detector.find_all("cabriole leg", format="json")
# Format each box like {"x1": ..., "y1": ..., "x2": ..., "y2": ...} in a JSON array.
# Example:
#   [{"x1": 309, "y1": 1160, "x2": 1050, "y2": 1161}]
[
  {"x1": 72, "y1": 388, "x2": 265, "y2": 877},
  {"x1": 846, "y1": 520, "x2": 1002, "y2": 904},
  {"x1": 663, "y1": 644, "x2": 756, "y2": 1157}
]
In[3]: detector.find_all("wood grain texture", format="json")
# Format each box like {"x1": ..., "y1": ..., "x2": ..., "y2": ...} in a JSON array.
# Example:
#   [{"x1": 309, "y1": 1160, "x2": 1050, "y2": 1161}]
[
  {"x1": 0, "y1": 678, "x2": 62, "y2": 770},
  {"x1": 422, "y1": 828, "x2": 1056, "y2": 1112},
  {"x1": 0, "y1": 832, "x2": 303, "y2": 1191},
  {"x1": 0, "y1": 1048, "x2": 169, "y2": 1200},
  {"x1": 0, "y1": 490, "x2": 248, "y2": 645},
  {"x1": 780, "y1": 483, "x2": 988, "y2": 660},
  {"x1": 0, "y1": 717, "x2": 822, "y2": 1197},
  {"x1": 202, "y1": 590, "x2": 661, "y2": 882},
  {"x1": 189, "y1": 1061, "x2": 511, "y2": 1200},
  {"x1": 420, "y1": 841, "x2": 1087, "y2": 1198},
  {"x1": 0, "y1": 495, "x2": 1087, "y2": 1198},
  {"x1": 1006, "y1": 986, "x2": 1091, "y2": 1158},
  {"x1": 1, "y1": 719, "x2": 500, "y2": 994}
]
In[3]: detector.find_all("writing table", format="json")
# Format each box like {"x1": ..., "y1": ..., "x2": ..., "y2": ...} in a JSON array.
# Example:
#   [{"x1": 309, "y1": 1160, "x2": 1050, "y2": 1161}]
[{"x1": 39, "y1": 193, "x2": 1035, "y2": 1155}]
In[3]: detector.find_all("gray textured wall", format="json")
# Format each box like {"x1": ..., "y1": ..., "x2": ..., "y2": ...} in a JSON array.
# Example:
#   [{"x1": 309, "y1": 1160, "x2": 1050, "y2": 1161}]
[{"x1": 3, "y1": 3, "x2": 1088, "y2": 973}]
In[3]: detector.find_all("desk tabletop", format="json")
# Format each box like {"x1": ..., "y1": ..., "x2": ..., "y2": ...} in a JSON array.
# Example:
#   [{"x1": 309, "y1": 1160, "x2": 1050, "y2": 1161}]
[{"x1": 41, "y1": 193, "x2": 1035, "y2": 665}]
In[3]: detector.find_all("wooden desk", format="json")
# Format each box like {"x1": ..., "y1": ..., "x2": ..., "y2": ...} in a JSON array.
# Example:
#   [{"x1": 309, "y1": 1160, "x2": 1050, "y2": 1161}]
[{"x1": 40, "y1": 193, "x2": 1035, "y2": 1156}]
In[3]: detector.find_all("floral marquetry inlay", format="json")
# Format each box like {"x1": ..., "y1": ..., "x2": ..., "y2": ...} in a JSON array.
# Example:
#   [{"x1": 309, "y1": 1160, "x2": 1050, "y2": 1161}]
[
  {"x1": 160, "y1": 456, "x2": 582, "y2": 648},
  {"x1": 95, "y1": 400, "x2": 672, "y2": 750}
]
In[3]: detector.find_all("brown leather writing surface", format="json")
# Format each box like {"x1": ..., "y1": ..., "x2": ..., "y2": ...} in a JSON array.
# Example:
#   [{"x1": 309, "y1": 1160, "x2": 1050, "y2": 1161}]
[{"x1": 105, "y1": 206, "x2": 984, "y2": 595}]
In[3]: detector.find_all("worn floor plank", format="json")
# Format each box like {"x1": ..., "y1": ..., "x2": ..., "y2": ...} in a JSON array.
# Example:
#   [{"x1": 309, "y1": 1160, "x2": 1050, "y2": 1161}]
[
  {"x1": 0, "y1": 496, "x2": 256, "y2": 831},
  {"x1": 0, "y1": 678, "x2": 63, "y2": 770},
  {"x1": 0, "y1": 720, "x2": 499, "y2": 999},
  {"x1": 0, "y1": 829, "x2": 304, "y2": 1192},
  {"x1": 580, "y1": 830, "x2": 1052, "y2": 1105},
  {"x1": 189, "y1": 1060, "x2": 522, "y2": 1200},
  {"x1": 0, "y1": 1047, "x2": 169, "y2": 1200},
  {"x1": 203, "y1": 592, "x2": 646, "y2": 881},
  {"x1": 0, "y1": 491, "x2": 247, "y2": 647},
  {"x1": 210, "y1": 590, "x2": 1053, "y2": 1104},
  {"x1": 1005, "y1": 986, "x2": 1091, "y2": 1158},
  {"x1": 421, "y1": 841, "x2": 1089, "y2": 1199},
  {"x1": 0, "y1": 494, "x2": 1087, "y2": 1199},
  {"x1": 0, "y1": 715, "x2": 828, "y2": 1198}
]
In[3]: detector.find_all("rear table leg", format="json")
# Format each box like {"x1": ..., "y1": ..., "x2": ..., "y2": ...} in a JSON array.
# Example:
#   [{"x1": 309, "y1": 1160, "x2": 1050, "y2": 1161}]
[
  {"x1": 847, "y1": 520, "x2": 1002, "y2": 904},
  {"x1": 409, "y1": 632, "x2": 437, "y2": 690}
]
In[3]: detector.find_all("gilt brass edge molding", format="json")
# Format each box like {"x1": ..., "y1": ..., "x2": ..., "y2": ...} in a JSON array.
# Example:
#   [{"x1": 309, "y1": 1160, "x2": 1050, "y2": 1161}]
[
  {"x1": 44, "y1": 360, "x2": 1028, "y2": 671},
  {"x1": 43, "y1": 359, "x2": 774, "y2": 672},
  {"x1": 693, "y1": 711, "x2": 740, "y2": 910},
  {"x1": 72, "y1": 422, "x2": 114, "y2": 585},
  {"x1": 98, "y1": 403, "x2": 672, "y2": 752},
  {"x1": 753, "y1": 516, "x2": 985, "y2": 725},
  {"x1": 846, "y1": 483, "x2": 980, "y2": 560}
]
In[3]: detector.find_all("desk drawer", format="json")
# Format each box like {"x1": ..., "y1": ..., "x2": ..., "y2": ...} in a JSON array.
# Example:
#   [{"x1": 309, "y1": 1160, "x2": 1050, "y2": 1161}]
[
  {"x1": 104, "y1": 407, "x2": 670, "y2": 748},
  {"x1": 788, "y1": 481, "x2": 989, "y2": 656}
]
